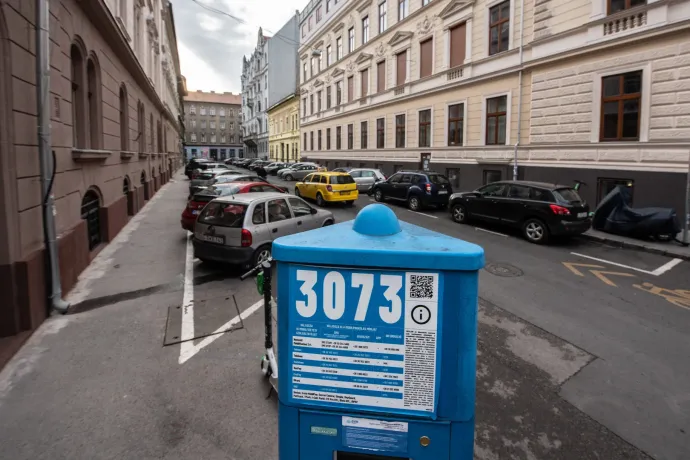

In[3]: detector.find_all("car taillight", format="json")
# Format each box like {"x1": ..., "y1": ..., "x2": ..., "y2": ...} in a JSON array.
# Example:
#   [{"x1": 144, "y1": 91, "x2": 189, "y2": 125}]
[
  {"x1": 550, "y1": 204, "x2": 571, "y2": 215},
  {"x1": 241, "y1": 228, "x2": 252, "y2": 247},
  {"x1": 425, "y1": 183, "x2": 432, "y2": 193},
  {"x1": 327, "y1": 185, "x2": 333, "y2": 192}
]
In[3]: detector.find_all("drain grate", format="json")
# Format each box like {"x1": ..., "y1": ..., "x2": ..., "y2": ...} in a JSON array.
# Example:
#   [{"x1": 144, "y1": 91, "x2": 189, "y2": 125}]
[{"x1": 484, "y1": 263, "x2": 524, "y2": 277}]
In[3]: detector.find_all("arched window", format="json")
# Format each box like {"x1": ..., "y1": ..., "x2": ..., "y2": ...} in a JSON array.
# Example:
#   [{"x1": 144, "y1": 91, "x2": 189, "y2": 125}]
[
  {"x1": 123, "y1": 176, "x2": 134, "y2": 216},
  {"x1": 141, "y1": 170, "x2": 149, "y2": 200},
  {"x1": 137, "y1": 101, "x2": 145, "y2": 153},
  {"x1": 70, "y1": 44, "x2": 86, "y2": 148},
  {"x1": 81, "y1": 189, "x2": 101, "y2": 250},
  {"x1": 86, "y1": 57, "x2": 101, "y2": 149},
  {"x1": 119, "y1": 85, "x2": 128, "y2": 151}
]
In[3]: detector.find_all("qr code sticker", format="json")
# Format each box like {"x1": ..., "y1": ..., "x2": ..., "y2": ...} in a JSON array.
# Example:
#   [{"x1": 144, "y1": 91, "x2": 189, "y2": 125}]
[{"x1": 409, "y1": 275, "x2": 435, "y2": 299}]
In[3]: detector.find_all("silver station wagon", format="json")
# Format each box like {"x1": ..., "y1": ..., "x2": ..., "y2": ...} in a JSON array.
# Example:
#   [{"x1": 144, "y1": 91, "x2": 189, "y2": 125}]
[{"x1": 193, "y1": 192, "x2": 335, "y2": 266}]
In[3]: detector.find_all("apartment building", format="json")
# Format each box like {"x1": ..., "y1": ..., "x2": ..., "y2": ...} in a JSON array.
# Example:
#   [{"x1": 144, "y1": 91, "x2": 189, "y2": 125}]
[
  {"x1": 0, "y1": 0, "x2": 185, "y2": 368},
  {"x1": 183, "y1": 91, "x2": 243, "y2": 160},
  {"x1": 268, "y1": 94, "x2": 301, "y2": 162},
  {"x1": 297, "y1": 0, "x2": 690, "y2": 214}
]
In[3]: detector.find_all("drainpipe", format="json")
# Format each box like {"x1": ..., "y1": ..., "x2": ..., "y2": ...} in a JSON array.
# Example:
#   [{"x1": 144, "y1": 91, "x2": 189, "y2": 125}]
[
  {"x1": 683, "y1": 149, "x2": 690, "y2": 245},
  {"x1": 513, "y1": 0, "x2": 526, "y2": 180},
  {"x1": 36, "y1": 0, "x2": 70, "y2": 313}
]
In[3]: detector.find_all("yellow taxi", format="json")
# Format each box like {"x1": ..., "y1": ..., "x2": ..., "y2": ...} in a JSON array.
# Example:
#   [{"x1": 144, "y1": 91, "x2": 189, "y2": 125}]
[{"x1": 294, "y1": 171, "x2": 359, "y2": 207}]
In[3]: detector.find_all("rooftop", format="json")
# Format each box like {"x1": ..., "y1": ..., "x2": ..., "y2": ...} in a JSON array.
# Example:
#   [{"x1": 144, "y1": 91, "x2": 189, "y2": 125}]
[{"x1": 184, "y1": 90, "x2": 242, "y2": 105}]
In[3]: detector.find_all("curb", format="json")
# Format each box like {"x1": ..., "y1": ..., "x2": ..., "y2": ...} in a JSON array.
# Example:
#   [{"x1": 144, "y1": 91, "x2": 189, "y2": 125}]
[{"x1": 579, "y1": 232, "x2": 690, "y2": 262}]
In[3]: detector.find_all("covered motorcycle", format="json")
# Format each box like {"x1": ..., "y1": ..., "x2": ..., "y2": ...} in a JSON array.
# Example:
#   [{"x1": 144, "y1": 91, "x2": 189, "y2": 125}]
[{"x1": 592, "y1": 186, "x2": 681, "y2": 240}]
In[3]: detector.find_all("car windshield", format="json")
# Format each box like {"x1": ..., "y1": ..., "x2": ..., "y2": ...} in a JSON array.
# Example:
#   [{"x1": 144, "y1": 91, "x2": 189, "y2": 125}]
[
  {"x1": 553, "y1": 188, "x2": 583, "y2": 203},
  {"x1": 331, "y1": 175, "x2": 355, "y2": 184},
  {"x1": 428, "y1": 174, "x2": 450, "y2": 185},
  {"x1": 197, "y1": 202, "x2": 247, "y2": 228},
  {"x1": 215, "y1": 175, "x2": 242, "y2": 183}
]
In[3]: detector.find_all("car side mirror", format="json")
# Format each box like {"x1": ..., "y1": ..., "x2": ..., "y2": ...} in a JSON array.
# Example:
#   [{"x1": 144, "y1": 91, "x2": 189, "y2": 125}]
[{"x1": 310, "y1": 207, "x2": 318, "y2": 215}]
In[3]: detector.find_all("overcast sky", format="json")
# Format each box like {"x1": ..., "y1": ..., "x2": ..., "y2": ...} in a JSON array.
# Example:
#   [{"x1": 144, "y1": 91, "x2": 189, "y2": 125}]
[{"x1": 173, "y1": 0, "x2": 303, "y2": 94}]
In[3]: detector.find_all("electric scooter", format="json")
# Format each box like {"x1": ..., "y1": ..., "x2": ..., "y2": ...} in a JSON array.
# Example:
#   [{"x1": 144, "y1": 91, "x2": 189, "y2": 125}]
[{"x1": 240, "y1": 257, "x2": 278, "y2": 383}]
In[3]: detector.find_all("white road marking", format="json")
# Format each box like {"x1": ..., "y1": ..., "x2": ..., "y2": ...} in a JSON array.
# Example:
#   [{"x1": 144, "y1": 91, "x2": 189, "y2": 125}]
[
  {"x1": 407, "y1": 210, "x2": 438, "y2": 219},
  {"x1": 179, "y1": 234, "x2": 195, "y2": 365},
  {"x1": 178, "y1": 298, "x2": 265, "y2": 365},
  {"x1": 571, "y1": 252, "x2": 682, "y2": 277},
  {"x1": 475, "y1": 227, "x2": 509, "y2": 237}
]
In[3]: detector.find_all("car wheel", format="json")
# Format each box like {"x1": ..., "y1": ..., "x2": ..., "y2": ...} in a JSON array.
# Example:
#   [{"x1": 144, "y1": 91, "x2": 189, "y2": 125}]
[
  {"x1": 294, "y1": 188, "x2": 301, "y2": 197},
  {"x1": 322, "y1": 219, "x2": 334, "y2": 227},
  {"x1": 451, "y1": 204, "x2": 468, "y2": 224},
  {"x1": 523, "y1": 218, "x2": 549, "y2": 244},
  {"x1": 316, "y1": 193, "x2": 326, "y2": 207},
  {"x1": 285, "y1": 174, "x2": 294, "y2": 181},
  {"x1": 252, "y1": 244, "x2": 272, "y2": 266},
  {"x1": 408, "y1": 195, "x2": 421, "y2": 211},
  {"x1": 374, "y1": 189, "x2": 384, "y2": 202}
]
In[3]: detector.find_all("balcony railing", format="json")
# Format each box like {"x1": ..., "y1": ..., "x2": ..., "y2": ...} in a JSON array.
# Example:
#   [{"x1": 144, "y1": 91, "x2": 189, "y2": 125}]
[
  {"x1": 603, "y1": 11, "x2": 647, "y2": 36},
  {"x1": 447, "y1": 67, "x2": 464, "y2": 81}
]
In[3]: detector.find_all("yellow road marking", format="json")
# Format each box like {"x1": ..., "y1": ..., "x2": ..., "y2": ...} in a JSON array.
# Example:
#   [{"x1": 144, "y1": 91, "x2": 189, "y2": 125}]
[
  {"x1": 589, "y1": 270, "x2": 636, "y2": 287},
  {"x1": 562, "y1": 262, "x2": 604, "y2": 277}
]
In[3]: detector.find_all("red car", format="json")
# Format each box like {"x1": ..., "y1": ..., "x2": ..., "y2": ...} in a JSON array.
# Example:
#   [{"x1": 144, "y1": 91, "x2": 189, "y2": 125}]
[{"x1": 180, "y1": 181, "x2": 287, "y2": 231}]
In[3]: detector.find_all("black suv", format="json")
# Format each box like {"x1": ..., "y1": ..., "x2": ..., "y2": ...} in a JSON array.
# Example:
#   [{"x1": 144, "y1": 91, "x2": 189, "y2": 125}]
[
  {"x1": 449, "y1": 180, "x2": 591, "y2": 244},
  {"x1": 371, "y1": 171, "x2": 452, "y2": 211}
]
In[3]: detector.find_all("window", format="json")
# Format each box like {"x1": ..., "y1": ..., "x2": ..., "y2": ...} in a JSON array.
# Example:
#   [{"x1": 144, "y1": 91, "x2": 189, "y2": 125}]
[
  {"x1": 200, "y1": 106, "x2": 207, "y2": 115},
  {"x1": 318, "y1": 52, "x2": 323, "y2": 72},
  {"x1": 361, "y1": 69, "x2": 369, "y2": 97},
  {"x1": 318, "y1": 130, "x2": 322, "y2": 150},
  {"x1": 327, "y1": 128, "x2": 332, "y2": 149},
  {"x1": 347, "y1": 76, "x2": 354, "y2": 103},
  {"x1": 395, "y1": 114, "x2": 405, "y2": 148},
  {"x1": 289, "y1": 197, "x2": 312, "y2": 217},
  {"x1": 304, "y1": 132, "x2": 307, "y2": 150},
  {"x1": 119, "y1": 85, "x2": 128, "y2": 151},
  {"x1": 489, "y1": 1, "x2": 510, "y2": 55},
  {"x1": 376, "y1": 118, "x2": 385, "y2": 148},
  {"x1": 220, "y1": 108, "x2": 225, "y2": 117},
  {"x1": 310, "y1": 131, "x2": 314, "y2": 150},
  {"x1": 378, "y1": 1, "x2": 388, "y2": 33},
  {"x1": 327, "y1": 0, "x2": 333, "y2": 12},
  {"x1": 396, "y1": 50, "x2": 407, "y2": 86},
  {"x1": 303, "y1": 62, "x2": 307, "y2": 82},
  {"x1": 316, "y1": 6, "x2": 323, "y2": 21},
  {"x1": 191, "y1": 133, "x2": 197, "y2": 142},
  {"x1": 483, "y1": 170, "x2": 502, "y2": 185},
  {"x1": 377, "y1": 61, "x2": 386, "y2": 92},
  {"x1": 362, "y1": 16, "x2": 370, "y2": 43},
  {"x1": 309, "y1": 15, "x2": 313, "y2": 31},
  {"x1": 348, "y1": 27, "x2": 355, "y2": 53},
  {"x1": 201, "y1": 120, "x2": 207, "y2": 129},
  {"x1": 310, "y1": 57, "x2": 315, "y2": 77},
  {"x1": 449, "y1": 23, "x2": 467, "y2": 69},
  {"x1": 220, "y1": 122, "x2": 226, "y2": 129},
  {"x1": 268, "y1": 198, "x2": 291, "y2": 222},
  {"x1": 336, "y1": 81, "x2": 342, "y2": 105},
  {"x1": 486, "y1": 96, "x2": 507, "y2": 145},
  {"x1": 81, "y1": 190, "x2": 102, "y2": 251},
  {"x1": 317, "y1": 90, "x2": 322, "y2": 112},
  {"x1": 448, "y1": 103, "x2": 464, "y2": 146},
  {"x1": 418, "y1": 109, "x2": 431, "y2": 148},
  {"x1": 210, "y1": 107, "x2": 216, "y2": 116},
  {"x1": 201, "y1": 133, "x2": 206, "y2": 142},
  {"x1": 336, "y1": 126, "x2": 342, "y2": 149},
  {"x1": 398, "y1": 0, "x2": 408, "y2": 21},
  {"x1": 302, "y1": 24, "x2": 306, "y2": 38},
  {"x1": 597, "y1": 178, "x2": 634, "y2": 204},
  {"x1": 347, "y1": 124, "x2": 354, "y2": 149},
  {"x1": 211, "y1": 134, "x2": 217, "y2": 143},
  {"x1": 210, "y1": 121, "x2": 216, "y2": 129},
  {"x1": 600, "y1": 71, "x2": 642, "y2": 141},
  {"x1": 327, "y1": 86, "x2": 332, "y2": 108},
  {"x1": 86, "y1": 58, "x2": 101, "y2": 149},
  {"x1": 310, "y1": 94, "x2": 314, "y2": 114},
  {"x1": 361, "y1": 121, "x2": 368, "y2": 149},
  {"x1": 302, "y1": 98, "x2": 307, "y2": 117},
  {"x1": 190, "y1": 105, "x2": 196, "y2": 114},
  {"x1": 420, "y1": 38, "x2": 433, "y2": 78},
  {"x1": 336, "y1": 37, "x2": 343, "y2": 60},
  {"x1": 608, "y1": 0, "x2": 646, "y2": 14},
  {"x1": 327, "y1": 45, "x2": 332, "y2": 66}
]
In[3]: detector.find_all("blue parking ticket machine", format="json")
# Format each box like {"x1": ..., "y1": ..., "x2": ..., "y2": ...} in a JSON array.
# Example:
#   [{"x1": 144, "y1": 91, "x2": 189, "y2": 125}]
[{"x1": 273, "y1": 204, "x2": 484, "y2": 460}]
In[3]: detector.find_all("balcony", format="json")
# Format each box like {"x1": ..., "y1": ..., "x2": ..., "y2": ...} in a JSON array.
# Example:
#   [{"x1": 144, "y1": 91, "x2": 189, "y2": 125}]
[{"x1": 603, "y1": 11, "x2": 647, "y2": 36}]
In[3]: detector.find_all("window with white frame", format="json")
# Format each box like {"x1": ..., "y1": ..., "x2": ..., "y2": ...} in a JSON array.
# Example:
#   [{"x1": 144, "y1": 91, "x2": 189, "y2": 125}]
[
  {"x1": 220, "y1": 108, "x2": 226, "y2": 117},
  {"x1": 210, "y1": 121, "x2": 216, "y2": 129},
  {"x1": 600, "y1": 71, "x2": 642, "y2": 141},
  {"x1": 398, "y1": 0, "x2": 408, "y2": 21},
  {"x1": 348, "y1": 27, "x2": 355, "y2": 53},
  {"x1": 191, "y1": 120, "x2": 197, "y2": 128},
  {"x1": 486, "y1": 95, "x2": 507, "y2": 145},
  {"x1": 489, "y1": 1, "x2": 510, "y2": 56},
  {"x1": 362, "y1": 16, "x2": 370, "y2": 44},
  {"x1": 395, "y1": 114, "x2": 405, "y2": 148},
  {"x1": 337, "y1": 37, "x2": 343, "y2": 60},
  {"x1": 191, "y1": 133, "x2": 197, "y2": 142},
  {"x1": 190, "y1": 105, "x2": 196, "y2": 114},
  {"x1": 210, "y1": 107, "x2": 216, "y2": 116},
  {"x1": 327, "y1": 45, "x2": 333, "y2": 66},
  {"x1": 201, "y1": 120, "x2": 207, "y2": 129},
  {"x1": 221, "y1": 134, "x2": 226, "y2": 143},
  {"x1": 201, "y1": 133, "x2": 206, "y2": 142},
  {"x1": 448, "y1": 103, "x2": 464, "y2": 145},
  {"x1": 211, "y1": 134, "x2": 217, "y2": 143},
  {"x1": 419, "y1": 109, "x2": 431, "y2": 147},
  {"x1": 220, "y1": 121, "x2": 226, "y2": 129},
  {"x1": 379, "y1": 1, "x2": 388, "y2": 33}
]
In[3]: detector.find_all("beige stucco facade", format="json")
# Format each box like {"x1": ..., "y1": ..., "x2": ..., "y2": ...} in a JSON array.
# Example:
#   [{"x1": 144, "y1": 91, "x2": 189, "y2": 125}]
[
  {"x1": 296, "y1": 0, "x2": 690, "y2": 213},
  {"x1": 268, "y1": 94, "x2": 301, "y2": 162},
  {"x1": 0, "y1": 0, "x2": 185, "y2": 367}
]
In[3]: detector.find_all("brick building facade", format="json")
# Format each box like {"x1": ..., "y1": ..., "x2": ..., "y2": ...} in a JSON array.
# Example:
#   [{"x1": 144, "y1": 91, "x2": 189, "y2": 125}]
[{"x1": 0, "y1": 0, "x2": 185, "y2": 368}]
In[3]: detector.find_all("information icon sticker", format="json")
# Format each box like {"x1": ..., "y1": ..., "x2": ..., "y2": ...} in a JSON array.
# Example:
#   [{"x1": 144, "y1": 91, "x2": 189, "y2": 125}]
[{"x1": 411, "y1": 305, "x2": 431, "y2": 325}]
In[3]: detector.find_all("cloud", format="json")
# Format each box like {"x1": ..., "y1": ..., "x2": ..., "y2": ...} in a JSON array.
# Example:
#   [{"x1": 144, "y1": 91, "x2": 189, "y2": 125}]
[{"x1": 172, "y1": 0, "x2": 304, "y2": 93}]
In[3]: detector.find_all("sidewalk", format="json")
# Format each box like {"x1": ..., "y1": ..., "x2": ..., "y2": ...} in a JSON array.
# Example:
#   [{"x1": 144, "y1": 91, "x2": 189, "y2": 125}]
[{"x1": 582, "y1": 229, "x2": 690, "y2": 261}]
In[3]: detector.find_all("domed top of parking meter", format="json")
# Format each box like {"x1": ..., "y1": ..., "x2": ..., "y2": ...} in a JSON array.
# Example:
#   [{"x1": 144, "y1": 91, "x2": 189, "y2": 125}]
[
  {"x1": 352, "y1": 204, "x2": 401, "y2": 236},
  {"x1": 273, "y1": 204, "x2": 484, "y2": 271}
]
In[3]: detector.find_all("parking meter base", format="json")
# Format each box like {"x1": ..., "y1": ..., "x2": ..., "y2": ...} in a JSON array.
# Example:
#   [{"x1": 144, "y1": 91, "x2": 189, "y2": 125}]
[{"x1": 273, "y1": 205, "x2": 485, "y2": 460}]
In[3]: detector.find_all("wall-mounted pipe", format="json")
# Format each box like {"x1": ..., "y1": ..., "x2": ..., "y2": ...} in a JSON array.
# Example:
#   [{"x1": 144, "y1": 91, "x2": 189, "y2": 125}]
[{"x1": 513, "y1": 0, "x2": 527, "y2": 180}]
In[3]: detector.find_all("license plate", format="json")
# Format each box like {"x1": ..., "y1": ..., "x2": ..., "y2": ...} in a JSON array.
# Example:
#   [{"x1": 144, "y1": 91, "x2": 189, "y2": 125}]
[
  {"x1": 438, "y1": 190, "x2": 448, "y2": 195},
  {"x1": 340, "y1": 191, "x2": 350, "y2": 195},
  {"x1": 577, "y1": 212, "x2": 587, "y2": 219},
  {"x1": 192, "y1": 210, "x2": 199, "y2": 215},
  {"x1": 201, "y1": 234, "x2": 224, "y2": 244}
]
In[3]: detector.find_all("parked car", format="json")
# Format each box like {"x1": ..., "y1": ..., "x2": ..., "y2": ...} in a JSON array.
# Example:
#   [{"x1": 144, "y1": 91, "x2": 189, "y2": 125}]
[
  {"x1": 448, "y1": 180, "x2": 592, "y2": 244},
  {"x1": 249, "y1": 160, "x2": 271, "y2": 171},
  {"x1": 191, "y1": 173, "x2": 271, "y2": 196},
  {"x1": 276, "y1": 162, "x2": 309, "y2": 178},
  {"x1": 280, "y1": 164, "x2": 323, "y2": 181},
  {"x1": 192, "y1": 193, "x2": 335, "y2": 266},
  {"x1": 181, "y1": 182, "x2": 288, "y2": 231},
  {"x1": 371, "y1": 170, "x2": 452, "y2": 211},
  {"x1": 347, "y1": 168, "x2": 386, "y2": 192},
  {"x1": 189, "y1": 162, "x2": 231, "y2": 179},
  {"x1": 185, "y1": 158, "x2": 212, "y2": 178},
  {"x1": 264, "y1": 162, "x2": 288, "y2": 175},
  {"x1": 189, "y1": 168, "x2": 241, "y2": 194},
  {"x1": 331, "y1": 167, "x2": 352, "y2": 173},
  {"x1": 295, "y1": 172, "x2": 359, "y2": 206}
]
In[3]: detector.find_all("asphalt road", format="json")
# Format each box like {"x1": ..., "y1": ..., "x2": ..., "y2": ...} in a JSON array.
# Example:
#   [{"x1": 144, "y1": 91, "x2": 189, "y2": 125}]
[{"x1": 0, "y1": 170, "x2": 687, "y2": 460}]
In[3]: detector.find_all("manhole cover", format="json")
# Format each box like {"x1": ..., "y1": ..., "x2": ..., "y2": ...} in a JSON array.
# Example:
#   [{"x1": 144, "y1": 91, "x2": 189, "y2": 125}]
[{"x1": 484, "y1": 263, "x2": 523, "y2": 277}]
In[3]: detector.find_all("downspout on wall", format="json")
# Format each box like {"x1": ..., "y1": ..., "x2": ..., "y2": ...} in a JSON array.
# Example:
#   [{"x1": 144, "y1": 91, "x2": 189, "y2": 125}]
[
  {"x1": 36, "y1": 0, "x2": 70, "y2": 313},
  {"x1": 513, "y1": 0, "x2": 526, "y2": 180}
]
